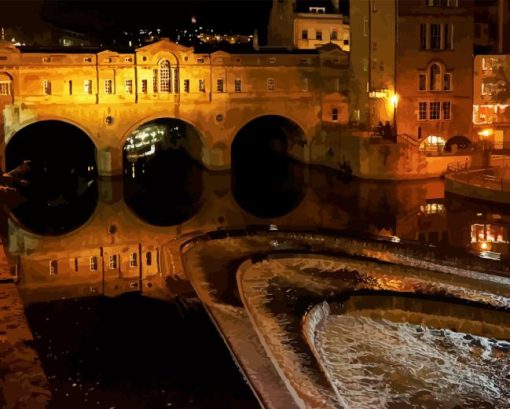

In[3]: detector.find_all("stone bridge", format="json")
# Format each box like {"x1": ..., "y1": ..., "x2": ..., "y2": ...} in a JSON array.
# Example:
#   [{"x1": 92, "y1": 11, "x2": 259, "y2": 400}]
[{"x1": 0, "y1": 38, "x2": 350, "y2": 175}]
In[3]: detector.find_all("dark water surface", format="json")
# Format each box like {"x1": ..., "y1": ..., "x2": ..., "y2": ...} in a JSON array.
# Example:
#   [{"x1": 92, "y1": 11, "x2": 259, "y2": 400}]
[
  {"x1": 25, "y1": 294, "x2": 258, "y2": 409},
  {"x1": 7, "y1": 121, "x2": 510, "y2": 408}
]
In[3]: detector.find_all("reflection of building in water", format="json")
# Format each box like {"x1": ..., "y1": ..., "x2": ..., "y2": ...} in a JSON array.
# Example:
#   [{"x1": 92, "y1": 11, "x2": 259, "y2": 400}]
[
  {"x1": 470, "y1": 217, "x2": 509, "y2": 260},
  {"x1": 416, "y1": 200, "x2": 450, "y2": 245}
]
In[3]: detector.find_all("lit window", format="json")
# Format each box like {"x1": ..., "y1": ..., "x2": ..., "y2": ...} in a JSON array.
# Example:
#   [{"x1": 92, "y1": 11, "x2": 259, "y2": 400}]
[
  {"x1": 429, "y1": 102, "x2": 441, "y2": 120},
  {"x1": 302, "y1": 30, "x2": 308, "y2": 40},
  {"x1": 443, "y1": 73, "x2": 452, "y2": 91},
  {"x1": 217, "y1": 79, "x2": 224, "y2": 93},
  {"x1": 443, "y1": 101, "x2": 451, "y2": 120},
  {"x1": 419, "y1": 135, "x2": 446, "y2": 152},
  {"x1": 89, "y1": 256, "x2": 98, "y2": 271},
  {"x1": 334, "y1": 78, "x2": 340, "y2": 92},
  {"x1": 419, "y1": 102, "x2": 427, "y2": 120},
  {"x1": 0, "y1": 81, "x2": 10, "y2": 95},
  {"x1": 159, "y1": 60, "x2": 171, "y2": 93},
  {"x1": 84, "y1": 80, "x2": 92, "y2": 94},
  {"x1": 234, "y1": 79, "x2": 241, "y2": 93},
  {"x1": 104, "y1": 79, "x2": 113, "y2": 94},
  {"x1": 43, "y1": 80, "x2": 51, "y2": 95},
  {"x1": 199, "y1": 79, "x2": 206, "y2": 92},
  {"x1": 419, "y1": 74, "x2": 426, "y2": 91},
  {"x1": 109, "y1": 255, "x2": 117, "y2": 269},
  {"x1": 302, "y1": 78, "x2": 309, "y2": 91},
  {"x1": 267, "y1": 78, "x2": 275, "y2": 91},
  {"x1": 173, "y1": 68, "x2": 179, "y2": 93},
  {"x1": 309, "y1": 6, "x2": 326, "y2": 13},
  {"x1": 49, "y1": 260, "x2": 58, "y2": 275},
  {"x1": 153, "y1": 69, "x2": 158, "y2": 93},
  {"x1": 125, "y1": 79, "x2": 133, "y2": 94},
  {"x1": 429, "y1": 64, "x2": 441, "y2": 91},
  {"x1": 332, "y1": 108, "x2": 339, "y2": 121},
  {"x1": 141, "y1": 79, "x2": 148, "y2": 94},
  {"x1": 129, "y1": 252, "x2": 138, "y2": 268},
  {"x1": 316, "y1": 31, "x2": 323, "y2": 41},
  {"x1": 430, "y1": 24, "x2": 441, "y2": 49},
  {"x1": 331, "y1": 30, "x2": 338, "y2": 41},
  {"x1": 184, "y1": 79, "x2": 190, "y2": 93}
]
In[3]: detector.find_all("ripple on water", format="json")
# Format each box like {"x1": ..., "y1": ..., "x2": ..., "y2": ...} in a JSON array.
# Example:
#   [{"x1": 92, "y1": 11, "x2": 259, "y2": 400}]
[{"x1": 316, "y1": 315, "x2": 510, "y2": 409}]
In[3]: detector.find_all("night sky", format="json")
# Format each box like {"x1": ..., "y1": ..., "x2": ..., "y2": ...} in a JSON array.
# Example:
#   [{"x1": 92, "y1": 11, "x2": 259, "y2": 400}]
[
  {"x1": 1, "y1": 1, "x2": 276, "y2": 41},
  {"x1": 0, "y1": 0, "x2": 350, "y2": 45}
]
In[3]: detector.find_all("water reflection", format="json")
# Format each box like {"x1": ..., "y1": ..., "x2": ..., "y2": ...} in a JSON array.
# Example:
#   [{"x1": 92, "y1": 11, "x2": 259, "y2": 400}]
[
  {"x1": 123, "y1": 148, "x2": 203, "y2": 226},
  {"x1": 8, "y1": 150, "x2": 510, "y2": 263},
  {"x1": 123, "y1": 119, "x2": 203, "y2": 226},
  {"x1": 231, "y1": 117, "x2": 307, "y2": 218},
  {"x1": 231, "y1": 155, "x2": 306, "y2": 219},
  {"x1": 5, "y1": 121, "x2": 97, "y2": 235}
]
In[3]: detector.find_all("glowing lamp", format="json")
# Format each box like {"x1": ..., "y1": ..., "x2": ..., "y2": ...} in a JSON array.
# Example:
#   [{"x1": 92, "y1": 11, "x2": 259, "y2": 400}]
[
  {"x1": 390, "y1": 93, "x2": 399, "y2": 107},
  {"x1": 478, "y1": 128, "x2": 494, "y2": 138},
  {"x1": 480, "y1": 241, "x2": 490, "y2": 251}
]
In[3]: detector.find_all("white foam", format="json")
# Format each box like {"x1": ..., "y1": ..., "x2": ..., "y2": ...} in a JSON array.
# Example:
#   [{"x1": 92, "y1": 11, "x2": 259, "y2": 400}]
[{"x1": 315, "y1": 314, "x2": 510, "y2": 409}]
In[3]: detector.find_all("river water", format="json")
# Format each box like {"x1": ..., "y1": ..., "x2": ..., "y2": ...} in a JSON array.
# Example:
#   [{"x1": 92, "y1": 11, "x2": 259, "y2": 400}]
[{"x1": 6, "y1": 137, "x2": 510, "y2": 408}]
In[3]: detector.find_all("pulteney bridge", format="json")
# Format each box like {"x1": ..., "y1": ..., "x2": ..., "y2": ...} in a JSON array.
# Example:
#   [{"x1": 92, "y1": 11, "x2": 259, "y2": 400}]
[{"x1": 0, "y1": 38, "x2": 349, "y2": 174}]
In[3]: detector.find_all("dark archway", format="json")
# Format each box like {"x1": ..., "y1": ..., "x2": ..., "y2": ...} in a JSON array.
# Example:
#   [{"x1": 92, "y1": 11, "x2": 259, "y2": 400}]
[
  {"x1": 444, "y1": 135, "x2": 472, "y2": 152},
  {"x1": 123, "y1": 118, "x2": 204, "y2": 226},
  {"x1": 231, "y1": 115, "x2": 307, "y2": 218},
  {"x1": 5, "y1": 120, "x2": 98, "y2": 235}
]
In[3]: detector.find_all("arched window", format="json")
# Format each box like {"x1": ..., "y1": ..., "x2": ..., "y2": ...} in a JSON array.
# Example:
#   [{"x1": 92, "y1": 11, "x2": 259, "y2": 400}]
[
  {"x1": 419, "y1": 135, "x2": 446, "y2": 152},
  {"x1": 159, "y1": 60, "x2": 171, "y2": 93},
  {"x1": 429, "y1": 63, "x2": 441, "y2": 91}
]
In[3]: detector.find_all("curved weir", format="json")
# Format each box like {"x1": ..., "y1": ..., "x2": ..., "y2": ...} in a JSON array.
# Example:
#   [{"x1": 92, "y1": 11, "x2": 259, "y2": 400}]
[
  {"x1": 233, "y1": 250, "x2": 510, "y2": 409},
  {"x1": 306, "y1": 295, "x2": 510, "y2": 409}
]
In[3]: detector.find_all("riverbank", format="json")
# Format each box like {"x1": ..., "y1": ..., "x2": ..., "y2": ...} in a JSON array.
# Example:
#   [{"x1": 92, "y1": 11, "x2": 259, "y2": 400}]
[{"x1": 0, "y1": 241, "x2": 51, "y2": 408}]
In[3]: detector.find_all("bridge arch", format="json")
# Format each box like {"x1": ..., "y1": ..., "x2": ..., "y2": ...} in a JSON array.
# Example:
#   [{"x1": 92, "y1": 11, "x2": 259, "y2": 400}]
[
  {"x1": 5, "y1": 120, "x2": 98, "y2": 235},
  {"x1": 231, "y1": 114, "x2": 308, "y2": 165},
  {"x1": 230, "y1": 114, "x2": 308, "y2": 218},
  {"x1": 122, "y1": 117, "x2": 205, "y2": 226},
  {"x1": 120, "y1": 115, "x2": 207, "y2": 166},
  {"x1": 5, "y1": 116, "x2": 97, "y2": 147}
]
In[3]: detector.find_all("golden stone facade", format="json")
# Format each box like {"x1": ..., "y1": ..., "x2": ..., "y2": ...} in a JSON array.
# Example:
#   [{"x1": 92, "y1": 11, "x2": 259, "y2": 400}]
[{"x1": 0, "y1": 38, "x2": 350, "y2": 175}]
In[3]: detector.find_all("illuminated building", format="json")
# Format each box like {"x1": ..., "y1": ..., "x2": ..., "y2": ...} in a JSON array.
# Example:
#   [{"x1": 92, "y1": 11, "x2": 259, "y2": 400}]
[
  {"x1": 473, "y1": 54, "x2": 510, "y2": 148},
  {"x1": 0, "y1": 37, "x2": 349, "y2": 176},
  {"x1": 267, "y1": 0, "x2": 350, "y2": 51},
  {"x1": 350, "y1": 0, "x2": 474, "y2": 152}
]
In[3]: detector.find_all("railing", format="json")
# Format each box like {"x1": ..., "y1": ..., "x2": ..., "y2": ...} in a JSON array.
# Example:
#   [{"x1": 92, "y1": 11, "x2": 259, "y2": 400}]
[
  {"x1": 446, "y1": 159, "x2": 471, "y2": 174},
  {"x1": 451, "y1": 170, "x2": 505, "y2": 191},
  {"x1": 490, "y1": 155, "x2": 510, "y2": 169},
  {"x1": 397, "y1": 133, "x2": 420, "y2": 148}
]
